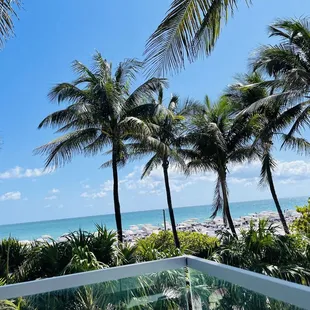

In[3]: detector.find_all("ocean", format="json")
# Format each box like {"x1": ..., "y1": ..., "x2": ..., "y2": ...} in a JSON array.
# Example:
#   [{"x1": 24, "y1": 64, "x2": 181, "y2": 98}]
[{"x1": 0, "y1": 196, "x2": 307, "y2": 241}]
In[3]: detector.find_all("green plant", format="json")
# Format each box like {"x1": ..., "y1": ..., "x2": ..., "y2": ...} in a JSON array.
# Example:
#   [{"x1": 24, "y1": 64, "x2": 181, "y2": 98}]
[
  {"x1": 0, "y1": 238, "x2": 28, "y2": 280},
  {"x1": 186, "y1": 96, "x2": 258, "y2": 236},
  {"x1": 144, "y1": 0, "x2": 251, "y2": 76},
  {"x1": 132, "y1": 89, "x2": 199, "y2": 249},
  {"x1": 91, "y1": 225, "x2": 117, "y2": 266},
  {"x1": 63, "y1": 245, "x2": 105, "y2": 274},
  {"x1": 0, "y1": 0, "x2": 21, "y2": 47},
  {"x1": 211, "y1": 219, "x2": 310, "y2": 285},
  {"x1": 291, "y1": 200, "x2": 310, "y2": 237},
  {"x1": 136, "y1": 231, "x2": 218, "y2": 259},
  {"x1": 226, "y1": 72, "x2": 310, "y2": 235},
  {"x1": 35, "y1": 52, "x2": 166, "y2": 242}
]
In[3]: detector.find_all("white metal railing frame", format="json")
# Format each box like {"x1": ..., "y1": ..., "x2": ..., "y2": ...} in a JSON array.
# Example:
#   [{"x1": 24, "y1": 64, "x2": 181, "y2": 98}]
[{"x1": 0, "y1": 255, "x2": 309, "y2": 309}]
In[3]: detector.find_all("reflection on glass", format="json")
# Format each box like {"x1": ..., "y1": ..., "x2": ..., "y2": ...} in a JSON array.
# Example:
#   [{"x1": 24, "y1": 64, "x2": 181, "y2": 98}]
[
  {"x1": 1, "y1": 268, "x2": 189, "y2": 309},
  {"x1": 189, "y1": 268, "x2": 303, "y2": 310}
]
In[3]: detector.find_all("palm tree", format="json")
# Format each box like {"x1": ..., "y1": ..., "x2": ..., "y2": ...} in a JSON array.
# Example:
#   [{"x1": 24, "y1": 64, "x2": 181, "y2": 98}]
[
  {"x1": 144, "y1": 0, "x2": 251, "y2": 76},
  {"x1": 35, "y1": 52, "x2": 166, "y2": 242},
  {"x1": 250, "y1": 18, "x2": 310, "y2": 128},
  {"x1": 0, "y1": 0, "x2": 20, "y2": 48},
  {"x1": 186, "y1": 96, "x2": 257, "y2": 237},
  {"x1": 227, "y1": 73, "x2": 293, "y2": 234},
  {"x1": 131, "y1": 89, "x2": 196, "y2": 248},
  {"x1": 239, "y1": 19, "x2": 310, "y2": 232}
]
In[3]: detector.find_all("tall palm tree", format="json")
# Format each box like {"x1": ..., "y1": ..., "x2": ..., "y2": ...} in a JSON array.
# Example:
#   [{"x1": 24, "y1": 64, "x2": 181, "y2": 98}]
[
  {"x1": 144, "y1": 0, "x2": 251, "y2": 76},
  {"x1": 35, "y1": 52, "x2": 166, "y2": 243},
  {"x1": 186, "y1": 96, "x2": 258, "y2": 237},
  {"x1": 227, "y1": 73, "x2": 294, "y2": 234},
  {"x1": 131, "y1": 89, "x2": 197, "y2": 248},
  {"x1": 240, "y1": 19, "x2": 310, "y2": 232},
  {"x1": 0, "y1": 0, "x2": 20, "y2": 48}
]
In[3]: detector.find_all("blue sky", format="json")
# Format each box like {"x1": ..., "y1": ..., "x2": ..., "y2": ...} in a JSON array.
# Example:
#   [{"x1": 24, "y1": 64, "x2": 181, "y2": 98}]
[{"x1": 0, "y1": 0, "x2": 310, "y2": 225}]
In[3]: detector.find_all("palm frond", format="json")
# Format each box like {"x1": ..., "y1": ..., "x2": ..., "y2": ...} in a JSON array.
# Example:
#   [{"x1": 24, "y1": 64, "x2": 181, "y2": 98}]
[
  {"x1": 92, "y1": 51, "x2": 112, "y2": 79},
  {"x1": 38, "y1": 104, "x2": 91, "y2": 130},
  {"x1": 125, "y1": 77, "x2": 168, "y2": 108},
  {"x1": 119, "y1": 116, "x2": 152, "y2": 138},
  {"x1": 34, "y1": 129, "x2": 100, "y2": 168},
  {"x1": 280, "y1": 134, "x2": 310, "y2": 155},
  {"x1": 144, "y1": 0, "x2": 248, "y2": 76},
  {"x1": 48, "y1": 83, "x2": 90, "y2": 103},
  {"x1": 114, "y1": 58, "x2": 143, "y2": 86},
  {"x1": 283, "y1": 103, "x2": 310, "y2": 138},
  {"x1": 71, "y1": 60, "x2": 98, "y2": 85},
  {"x1": 141, "y1": 155, "x2": 162, "y2": 179},
  {"x1": 0, "y1": 0, "x2": 21, "y2": 48}
]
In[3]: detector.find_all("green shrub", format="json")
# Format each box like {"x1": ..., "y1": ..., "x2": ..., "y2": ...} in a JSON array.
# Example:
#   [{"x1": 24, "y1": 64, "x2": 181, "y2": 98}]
[
  {"x1": 136, "y1": 231, "x2": 219, "y2": 259},
  {"x1": 0, "y1": 237, "x2": 29, "y2": 280},
  {"x1": 291, "y1": 199, "x2": 310, "y2": 237}
]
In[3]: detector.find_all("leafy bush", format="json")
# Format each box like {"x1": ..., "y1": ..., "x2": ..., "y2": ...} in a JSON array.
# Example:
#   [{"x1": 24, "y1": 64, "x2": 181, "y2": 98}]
[
  {"x1": 0, "y1": 237, "x2": 29, "y2": 280},
  {"x1": 136, "y1": 231, "x2": 219, "y2": 259},
  {"x1": 291, "y1": 199, "x2": 310, "y2": 237},
  {"x1": 211, "y1": 219, "x2": 310, "y2": 285}
]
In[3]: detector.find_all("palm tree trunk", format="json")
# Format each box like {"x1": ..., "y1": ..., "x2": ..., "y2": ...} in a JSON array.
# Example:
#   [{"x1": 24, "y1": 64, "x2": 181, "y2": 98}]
[
  {"x1": 162, "y1": 158, "x2": 180, "y2": 249},
  {"x1": 112, "y1": 146, "x2": 123, "y2": 243},
  {"x1": 266, "y1": 163, "x2": 290, "y2": 234},
  {"x1": 220, "y1": 171, "x2": 237, "y2": 238}
]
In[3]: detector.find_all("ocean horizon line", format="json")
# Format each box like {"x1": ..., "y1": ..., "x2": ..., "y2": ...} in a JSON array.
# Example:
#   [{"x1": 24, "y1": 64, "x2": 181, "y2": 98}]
[{"x1": 0, "y1": 195, "x2": 307, "y2": 228}]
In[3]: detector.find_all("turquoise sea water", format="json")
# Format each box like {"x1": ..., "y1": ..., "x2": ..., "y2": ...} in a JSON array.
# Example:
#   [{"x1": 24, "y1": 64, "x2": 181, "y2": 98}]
[{"x1": 0, "y1": 196, "x2": 307, "y2": 241}]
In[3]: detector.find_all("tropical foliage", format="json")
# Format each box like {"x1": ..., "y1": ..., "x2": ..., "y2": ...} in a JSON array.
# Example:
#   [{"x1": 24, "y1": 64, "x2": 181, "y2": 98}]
[
  {"x1": 226, "y1": 72, "x2": 310, "y2": 234},
  {"x1": 144, "y1": 0, "x2": 252, "y2": 76},
  {"x1": 133, "y1": 89, "x2": 198, "y2": 248},
  {"x1": 136, "y1": 230, "x2": 218, "y2": 258},
  {"x1": 0, "y1": 220, "x2": 309, "y2": 309},
  {"x1": 291, "y1": 199, "x2": 310, "y2": 238},
  {"x1": 35, "y1": 52, "x2": 166, "y2": 242},
  {"x1": 185, "y1": 96, "x2": 258, "y2": 236},
  {"x1": 0, "y1": 0, "x2": 20, "y2": 48}
]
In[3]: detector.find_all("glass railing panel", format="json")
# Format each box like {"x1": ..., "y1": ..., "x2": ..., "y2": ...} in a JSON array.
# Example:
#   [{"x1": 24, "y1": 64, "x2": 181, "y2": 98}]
[
  {"x1": 189, "y1": 268, "x2": 304, "y2": 310},
  {"x1": 0, "y1": 268, "x2": 189, "y2": 310}
]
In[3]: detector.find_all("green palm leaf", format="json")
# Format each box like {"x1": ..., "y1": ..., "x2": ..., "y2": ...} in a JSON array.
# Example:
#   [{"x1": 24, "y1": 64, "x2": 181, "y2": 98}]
[{"x1": 144, "y1": 0, "x2": 250, "y2": 76}]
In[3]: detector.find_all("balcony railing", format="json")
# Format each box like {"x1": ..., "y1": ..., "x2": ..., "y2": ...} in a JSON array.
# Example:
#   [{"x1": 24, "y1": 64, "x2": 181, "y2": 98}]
[{"x1": 0, "y1": 255, "x2": 309, "y2": 309}]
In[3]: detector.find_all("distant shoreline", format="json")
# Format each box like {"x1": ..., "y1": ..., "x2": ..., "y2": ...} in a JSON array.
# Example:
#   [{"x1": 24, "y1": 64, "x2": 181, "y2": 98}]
[
  {"x1": 0, "y1": 195, "x2": 307, "y2": 227},
  {"x1": 0, "y1": 196, "x2": 307, "y2": 241}
]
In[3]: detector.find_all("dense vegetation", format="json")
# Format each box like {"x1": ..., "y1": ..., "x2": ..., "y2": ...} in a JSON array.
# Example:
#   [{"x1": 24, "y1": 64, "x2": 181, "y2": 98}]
[
  {"x1": 2, "y1": 0, "x2": 310, "y2": 308},
  {"x1": 0, "y1": 215, "x2": 309, "y2": 308}
]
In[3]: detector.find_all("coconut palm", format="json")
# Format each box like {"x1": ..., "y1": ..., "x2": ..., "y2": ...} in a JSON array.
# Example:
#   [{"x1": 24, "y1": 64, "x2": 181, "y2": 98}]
[
  {"x1": 250, "y1": 18, "x2": 310, "y2": 134},
  {"x1": 235, "y1": 23, "x2": 310, "y2": 232},
  {"x1": 131, "y1": 89, "x2": 197, "y2": 248},
  {"x1": 227, "y1": 72, "x2": 296, "y2": 234},
  {"x1": 0, "y1": 0, "x2": 20, "y2": 48},
  {"x1": 144, "y1": 0, "x2": 251, "y2": 76},
  {"x1": 186, "y1": 96, "x2": 258, "y2": 237},
  {"x1": 35, "y1": 52, "x2": 166, "y2": 242}
]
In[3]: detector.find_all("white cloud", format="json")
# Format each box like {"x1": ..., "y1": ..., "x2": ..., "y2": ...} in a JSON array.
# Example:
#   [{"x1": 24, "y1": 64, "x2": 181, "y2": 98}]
[
  {"x1": 44, "y1": 204, "x2": 51, "y2": 208},
  {"x1": 49, "y1": 188, "x2": 59, "y2": 194},
  {"x1": 45, "y1": 195, "x2": 57, "y2": 200},
  {"x1": 0, "y1": 191, "x2": 21, "y2": 201},
  {"x1": 81, "y1": 191, "x2": 107, "y2": 199},
  {"x1": 117, "y1": 159, "x2": 310, "y2": 195},
  {"x1": 101, "y1": 180, "x2": 113, "y2": 192},
  {"x1": 0, "y1": 166, "x2": 54, "y2": 180}
]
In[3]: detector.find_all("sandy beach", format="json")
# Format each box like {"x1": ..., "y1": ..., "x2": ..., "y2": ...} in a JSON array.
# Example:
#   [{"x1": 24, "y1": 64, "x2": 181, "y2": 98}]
[{"x1": 121, "y1": 209, "x2": 300, "y2": 242}]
